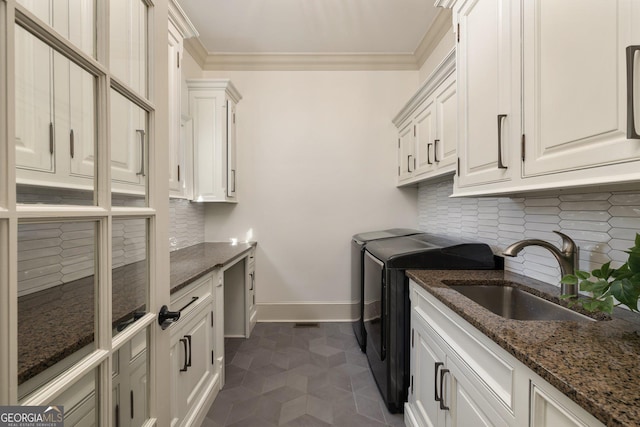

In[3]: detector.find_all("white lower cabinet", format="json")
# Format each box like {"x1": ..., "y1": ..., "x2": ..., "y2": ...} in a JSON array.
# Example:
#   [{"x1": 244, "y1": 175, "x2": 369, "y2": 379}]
[
  {"x1": 408, "y1": 298, "x2": 510, "y2": 427},
  {"x1": 407, "y1": 280, "x2": 604, "y2": 427},
  {"x1": 246, "y1": 249, "x2": 257, "y2": 335},
  {"x1": 169, "y1": 274, "x2": 221, "y2": 427}
]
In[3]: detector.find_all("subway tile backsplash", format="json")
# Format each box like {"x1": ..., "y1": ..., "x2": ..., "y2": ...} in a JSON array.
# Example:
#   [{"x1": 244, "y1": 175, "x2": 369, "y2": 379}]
[
  {"x1": 418, "y1": 178, "x2": 640, "y2": 287},
  {"x1": 18, "y1": 197, "x2": 204, "y2": 296}
]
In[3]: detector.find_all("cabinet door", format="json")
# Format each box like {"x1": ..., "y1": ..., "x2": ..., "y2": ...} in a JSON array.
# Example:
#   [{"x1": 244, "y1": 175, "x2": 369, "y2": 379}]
[
  {"x1": 410, "y1": 314, "x2": 446, "y2": 427},
  {"x1": 522, "y1": 0, "x2": 640, "y2": 177},
  {"x1": 68, "y1": 58, "x2": 96, "y2": 179},
  {"x1": 398, "y1": 121, "x2": 416, "y2": 182},
  {"x1": 456, "y1": 0, "x2": 518, "y2": 187},
  {"x1": 15, "y1": 26, "x2": 54, "y2": 174},
  {"x1": 110, "y1": 0, "x2": 147, "y2": 96},
  {"x1": 110, "y1": 90, "x2": 146, "y2": 187},
  {"x1": 246, "y1": 257, "x2": 257, "y2": 337},
  {"x1": 435, "y1": 73, "x2": 457, "y2": 170},
  {"x1": 445, "y1": 356, "x2": 510, "y2": 427},
  {"x1": 226, "y1": 100, "x2": 237, "y2": 198},
  {"x1": 168, "y1": 22, "x2": 184, "y2": 196},
  {"x1": 172, "y1": 303, "x2": 215, "y2": 427},
  {"x1": 414, "y1": 99, "x2": 437, "y2": 177}
]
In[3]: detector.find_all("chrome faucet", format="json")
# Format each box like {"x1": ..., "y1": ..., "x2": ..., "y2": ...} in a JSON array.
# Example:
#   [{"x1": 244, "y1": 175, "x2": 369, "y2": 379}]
[{"x1": 502, "y1": 231, "x2": 579, "y2": 297}]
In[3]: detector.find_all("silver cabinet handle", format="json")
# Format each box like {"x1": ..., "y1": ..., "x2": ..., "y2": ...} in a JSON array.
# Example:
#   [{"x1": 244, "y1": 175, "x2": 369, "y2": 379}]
[
  {"x1": 249, "y1": 272, "x2": 254, "y2": 291},
  {"x1": 439, "y1": 368, "x2": 450, "y2": 411},
  {"x1": 70, "y1": 129, "x2": 75, "y2": 158},
  {"x1": 136, "y1": 129, "x2": 145, "y2": 176},
  {"x1": 179, "y1": 338, "x2": 188, "y2": 372},
  {"x1": 626, "y1": 46, "x2": 640, "y2": 139},
  {"x1": 407, "y1": 155, "x2": 413, "y2": 172},
  {"x1": 434, "y1": 362, "x2": 444, "y2": 403},
  {"x1": 427, "y1": 143, "x2": 433, "y2": 165},
  {"x1": 232, "y1": 169, "x2": 236, "y2": 192},
  {"x1": 434, "y1": 139, "x2": 440, "y2": 163},
  {"x1": 497, "y1": 114, "x2": 508, "y2": 169},
  {"x1": 49, "y1": 122, "x2": 54, "y2": 154}
]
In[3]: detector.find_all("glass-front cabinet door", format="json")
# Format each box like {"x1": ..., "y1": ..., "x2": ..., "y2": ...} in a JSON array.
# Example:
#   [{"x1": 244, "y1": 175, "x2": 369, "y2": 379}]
[{"x1": 1, "y1": 0, "x2": 170, "y2": 425}]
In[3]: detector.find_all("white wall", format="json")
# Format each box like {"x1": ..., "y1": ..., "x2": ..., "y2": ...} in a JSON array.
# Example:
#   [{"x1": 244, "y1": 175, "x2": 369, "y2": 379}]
[{"x1": 190, "y1": 66, "x2": 419, "y2": 320}]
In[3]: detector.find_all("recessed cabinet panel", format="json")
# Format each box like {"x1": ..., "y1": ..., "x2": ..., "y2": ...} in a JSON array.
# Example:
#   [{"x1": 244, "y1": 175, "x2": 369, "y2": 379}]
[
  {"x1": 110, "y1": 89, "x2": 147, "y2": 202},
  {"x1": 398, "y1": 121, "x2": 415, "y2": 182},
  {"x1": 15, "y1": 26, "x2": 54, "y2": 174},
  {"x1": 18, "y1": 0, "x2": 96, "y2": 58},
  {"x1": 435, "y1": 75, "x2": 457, "y2": 169},
  {"x1": 456, "y1": 0, "x2": 516, "y2": 188},
  {"x1": 67, "y1": 59, "x2": 96, "y2": 179},
  {"x1": 110, "y1": 0, "x2": 147, "y2": 96},
  {"x1": 415, "y1": 100, "x2": 436, "y2": 176},
  {"x1": 522, "y1": 0, "x2": 640, "y2": 177}
]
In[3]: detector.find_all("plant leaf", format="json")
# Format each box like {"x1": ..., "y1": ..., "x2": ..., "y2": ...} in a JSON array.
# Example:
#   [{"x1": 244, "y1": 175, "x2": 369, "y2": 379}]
[
  {"x1": 580, "y1": 296, "x2": 614, "y2": 313},
  {"x1": 635, "y1": 232, "x2": 640, "y2": 248},
  {"x1": 627, "y1": 249, "x2": 640, "y2": 274},
  {"x1": 560, "y1": 275, "x2": 578, "y2": 285},
  {"x1": 575, "y1": 270, "x2": 590, "y2": 280},
  {"x1": 610, "y1": 278, "x2": 640, "y2": 312},
  {"x1": 579, "y1": 279, "x2": 609, "y2": 297},
  {"x1": 592, "y1": 261, "x2": 612, "y2": 279}
]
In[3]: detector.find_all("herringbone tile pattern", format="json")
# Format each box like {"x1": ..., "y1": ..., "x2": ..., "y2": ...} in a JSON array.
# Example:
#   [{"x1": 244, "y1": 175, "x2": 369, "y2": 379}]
[{"x1": 202, "y1": 322, "x2": 405, "y2": 427}]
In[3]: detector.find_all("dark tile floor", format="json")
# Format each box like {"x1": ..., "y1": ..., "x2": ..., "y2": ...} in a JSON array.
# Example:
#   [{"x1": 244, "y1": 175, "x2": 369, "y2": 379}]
[{"x1": 202, "y1": 322, "x2": 405, "y2": 427}]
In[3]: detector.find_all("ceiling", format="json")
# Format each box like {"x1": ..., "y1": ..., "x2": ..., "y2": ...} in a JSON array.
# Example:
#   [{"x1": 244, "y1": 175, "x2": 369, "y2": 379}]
[{"x1": 177, "y1": 0, "x2": 440, "y2": 55}]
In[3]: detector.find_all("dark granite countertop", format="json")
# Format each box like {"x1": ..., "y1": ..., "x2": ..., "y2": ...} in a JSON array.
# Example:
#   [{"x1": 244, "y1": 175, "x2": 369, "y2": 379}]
[
  {"x1": 18, "y1": 241, "x2": 255, "y2": 386},
  {"x1": 407, "y1": 269, "x2": 640, "y2": 427},
  {"x1": 169, "y1": 242, "x2": 255, "y2": 293}
]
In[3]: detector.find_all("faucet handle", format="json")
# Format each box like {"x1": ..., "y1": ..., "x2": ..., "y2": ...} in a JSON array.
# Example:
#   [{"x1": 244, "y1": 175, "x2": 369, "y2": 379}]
[{"x1": 552, "y1": 231, "x2": 577, "y2": 254}]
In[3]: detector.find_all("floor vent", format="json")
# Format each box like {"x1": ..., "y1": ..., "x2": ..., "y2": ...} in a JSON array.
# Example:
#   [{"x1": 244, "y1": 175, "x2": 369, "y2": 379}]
[{"x1": 294, "y1": 322, "x2": 319, "y2": 328}]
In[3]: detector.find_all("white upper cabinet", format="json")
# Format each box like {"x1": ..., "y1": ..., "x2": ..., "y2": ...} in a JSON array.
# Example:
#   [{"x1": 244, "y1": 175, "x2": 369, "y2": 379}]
[
  {"x1": 394, "y1": 50, "x2": 457, "y2": 186},
  {"x1": 168, "y1": 0, "x2": 198, "y2": 199},
  {"x1": 187, "y1": 79, "x2": 242, "y2": 203},
  {"x1": 110, "y1": 90, "x2": 146, "y2": 189},
  {"x1": 522, "y1": 0, "x2": 640, "y2": 178},
  {"x1": 110, "y1": 0, "x2": 147, "y2": 96},
  {"x1": 440, "y1": 0, "x2": 640, "y2": 196},
  {"x1": 455, "y1": 0, "x2": 519, "y2": 190},
  {"x1": 15, "y1": 25, "x2": 54, "y2": 175}
]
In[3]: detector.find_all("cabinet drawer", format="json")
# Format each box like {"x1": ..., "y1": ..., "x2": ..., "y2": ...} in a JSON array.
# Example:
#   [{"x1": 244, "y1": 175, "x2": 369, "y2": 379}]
[
  {"x1": 411, "y1": 281, "x2": 515, "y2": 413},
  {"x1": 170, "y1": 274, "x2": 213, "y2": 325},
  {"x1": 530, "y1": 380, "x2": 604, "y2": 427}
]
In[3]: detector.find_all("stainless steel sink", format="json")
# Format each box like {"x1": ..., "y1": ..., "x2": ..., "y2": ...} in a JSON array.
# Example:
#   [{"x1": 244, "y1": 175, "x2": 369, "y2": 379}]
[{"x1": 447, "y1": 283, "x2": 595, "y2": 322}]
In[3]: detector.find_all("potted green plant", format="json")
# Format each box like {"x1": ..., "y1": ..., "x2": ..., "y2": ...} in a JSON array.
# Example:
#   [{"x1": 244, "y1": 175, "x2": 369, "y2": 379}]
[{"x1": 560, "y1": 234, "x2": 640, "y2": 314}]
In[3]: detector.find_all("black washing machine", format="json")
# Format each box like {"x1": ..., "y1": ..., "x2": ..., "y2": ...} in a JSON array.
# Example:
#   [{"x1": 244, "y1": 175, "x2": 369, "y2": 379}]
[
  {"x1": 363, "y1": 233, "x2": 498, "y2": 413},
  {"x1": 351, "y1": 229, "x2": 422, "y2": 352}
]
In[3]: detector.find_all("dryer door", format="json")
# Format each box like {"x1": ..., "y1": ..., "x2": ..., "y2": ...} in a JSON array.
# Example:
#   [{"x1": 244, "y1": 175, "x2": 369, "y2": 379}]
[{"x1": 363, "y1": 250, "x2": 385, "y2": 361}]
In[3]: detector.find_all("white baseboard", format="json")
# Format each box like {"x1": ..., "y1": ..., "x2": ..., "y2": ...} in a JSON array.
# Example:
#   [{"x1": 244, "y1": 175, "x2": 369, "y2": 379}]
[{"x1": 257, "y1": 302, "x2": 359, "y2": 322}]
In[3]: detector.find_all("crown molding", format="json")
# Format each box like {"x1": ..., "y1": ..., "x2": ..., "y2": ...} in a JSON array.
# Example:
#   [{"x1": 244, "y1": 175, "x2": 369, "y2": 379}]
[
  {"x1": 186, "y1": 79, "x2": 242, "y2": 103},
  {"x1": 414, "y1": 8, "x2": 453, "y2": 69},
  {"x1": 169, "y1": 0, "x2": 199, "y2": 39},
  {"x1": 392, "y1": 48, "x2": 455, "y2": 126},
  {"x1": 184, "y1": 37, "x2": 209, "y2": 68},
  {"x1": 182, "y1": 8, "x2": 454, "y2": 71}
]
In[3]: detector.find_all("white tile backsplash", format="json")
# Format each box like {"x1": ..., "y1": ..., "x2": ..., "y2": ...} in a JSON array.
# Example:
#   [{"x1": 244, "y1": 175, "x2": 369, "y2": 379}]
[
  {"x1": 17, "y1": 197, "x2": 205, "y2": 296},
  {"x1": 418, "y1": 178, "x2": 640, "y2": 287}
]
